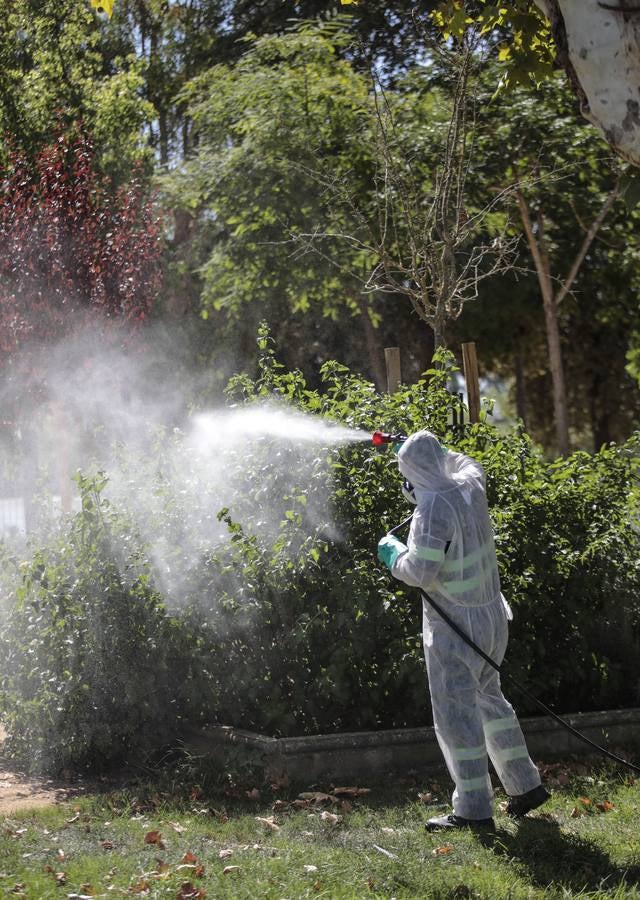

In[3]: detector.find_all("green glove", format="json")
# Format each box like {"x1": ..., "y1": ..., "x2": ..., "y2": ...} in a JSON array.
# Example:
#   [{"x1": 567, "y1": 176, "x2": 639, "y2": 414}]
[{"x1": 377, "y1": 535, "x2": 407, "y2": 570}]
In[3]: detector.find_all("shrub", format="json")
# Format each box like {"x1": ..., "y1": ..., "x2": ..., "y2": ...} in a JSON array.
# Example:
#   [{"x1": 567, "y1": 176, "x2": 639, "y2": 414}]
[
  {"x1": 187, "y1": 328, "x2": 640, "y2": 733},
  {"x1": 0, "y1": 472, "x2": 200, "y2": 773},
  {"x1": 1, "y1": 327, "x2": 639, "y2": 773}
]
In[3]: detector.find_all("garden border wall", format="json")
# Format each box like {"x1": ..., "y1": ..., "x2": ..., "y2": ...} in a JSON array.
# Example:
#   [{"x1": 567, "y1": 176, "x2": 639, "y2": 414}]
[{"x1": 192, "y1": 708, "x2": 640, "y2": 781}]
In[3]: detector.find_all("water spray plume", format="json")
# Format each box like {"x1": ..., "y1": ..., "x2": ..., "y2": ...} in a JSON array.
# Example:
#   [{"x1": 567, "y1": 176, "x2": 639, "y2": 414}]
[{"x1": 193, "y1": 406, "x2": 370, "y2": 447}]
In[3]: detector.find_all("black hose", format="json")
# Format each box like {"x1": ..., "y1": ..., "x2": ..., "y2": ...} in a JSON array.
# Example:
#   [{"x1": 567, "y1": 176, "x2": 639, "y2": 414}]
[
  {"x1": 386, "y1": 515, "x2": 640, "y2": 776},
  {"x1": 421, "y1": 589, "x2": 640, "y2": 777},
  {"x1": 388, "y1": 513, "x2": 414, "y2": 536}
]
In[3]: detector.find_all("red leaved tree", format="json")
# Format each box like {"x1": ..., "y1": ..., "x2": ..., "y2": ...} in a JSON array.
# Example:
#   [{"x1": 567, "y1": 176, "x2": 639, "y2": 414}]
[
  {"x1": 0, "y1": 132, "x2": 162, "y2": 359},
  {"x1": 0, "y1": 133, "x2": 163, "y2": 510}
]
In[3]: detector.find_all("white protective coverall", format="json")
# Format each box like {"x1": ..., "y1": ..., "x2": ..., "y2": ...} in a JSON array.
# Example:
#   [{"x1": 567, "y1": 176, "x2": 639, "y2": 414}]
[{"x1": 392, "y1": 430, "x2": 542, "y2": 820}]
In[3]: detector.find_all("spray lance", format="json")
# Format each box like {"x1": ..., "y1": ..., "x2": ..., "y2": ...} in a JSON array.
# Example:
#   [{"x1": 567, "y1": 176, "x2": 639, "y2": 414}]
[
  {"x1": 371, "y1": 430, "x2": 408, "y2": 448},
  {"x1": 370, "y1": 429, "x2": 640, "y2": 777}
]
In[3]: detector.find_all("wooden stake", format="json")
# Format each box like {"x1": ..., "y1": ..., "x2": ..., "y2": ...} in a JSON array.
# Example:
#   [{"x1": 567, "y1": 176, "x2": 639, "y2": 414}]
[
  {"x1": 461, "y1": 342, "x2": 481, "y2": 424},
  {"x1": 384, "y1": 347, "x2": 402, "y2": 394}
]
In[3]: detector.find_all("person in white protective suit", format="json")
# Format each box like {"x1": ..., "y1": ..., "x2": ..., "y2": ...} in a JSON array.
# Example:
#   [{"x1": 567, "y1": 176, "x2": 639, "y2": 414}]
[{"x1": 377, "y1": 430, "x2": 549, "y2": 830}]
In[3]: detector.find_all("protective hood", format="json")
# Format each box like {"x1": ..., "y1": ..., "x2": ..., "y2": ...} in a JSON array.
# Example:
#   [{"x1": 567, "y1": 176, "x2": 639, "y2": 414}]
[{"x1": 397, "y1": 430, "x2": 450, "y2": 492}]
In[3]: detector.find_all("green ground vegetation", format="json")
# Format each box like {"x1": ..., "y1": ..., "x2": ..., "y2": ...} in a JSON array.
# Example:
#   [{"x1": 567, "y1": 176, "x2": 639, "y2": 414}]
[{"x1": 0, "y1": 758, "x2": 639, "y2": 898}]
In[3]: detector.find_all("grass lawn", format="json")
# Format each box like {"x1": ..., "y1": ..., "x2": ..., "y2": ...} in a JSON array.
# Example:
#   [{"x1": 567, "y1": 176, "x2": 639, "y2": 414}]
[{"x1": 0, "y1": 759, "x2": 639, "y2": 898}]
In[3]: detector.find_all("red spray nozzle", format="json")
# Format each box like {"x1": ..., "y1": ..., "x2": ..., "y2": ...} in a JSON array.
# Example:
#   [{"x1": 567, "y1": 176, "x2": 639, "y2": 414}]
[{"x1": 372, "y1": 430, "x2": 408, "y2": 447}]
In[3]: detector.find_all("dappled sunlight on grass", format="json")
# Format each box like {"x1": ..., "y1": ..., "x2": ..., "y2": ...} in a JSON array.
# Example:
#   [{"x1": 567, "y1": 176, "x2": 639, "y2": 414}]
[{"x1": 0, "y1": 757, "x2": 638, "y2": 897}]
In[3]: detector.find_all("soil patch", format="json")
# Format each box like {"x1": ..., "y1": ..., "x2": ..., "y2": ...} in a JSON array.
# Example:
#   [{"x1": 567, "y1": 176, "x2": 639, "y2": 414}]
[
  {"x1": 0, "y1": 769, "x2": 74, "y2": 813},
  {"x1": 0, "y1": 725, "x2": 77, "y2": 813}
]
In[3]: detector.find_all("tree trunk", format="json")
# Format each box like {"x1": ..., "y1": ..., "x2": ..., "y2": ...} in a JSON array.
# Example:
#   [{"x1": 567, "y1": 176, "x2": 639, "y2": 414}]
[
  {"x1": 541, "y1": 293, "x2": 571, "y2": 456},
  {"x1": 590, "y1": 368, "x2": 613, "y2": 449},
  {"x1": 533, "y1": 0, "x2": 640, "y2": 167},
  {"x1": 516, "y1": 195, "x2": 571, "y2": 455},
  {"x1": 149, "y1": 22, "x2": 169, "y2": 166},
  {"x1": 360, "y1": 303, "x2": 387, "y2": 390},
  {"x1": 515, "y1": 343, "x2": 528, "y2": 428},
  {"x1": 432, "y1": 310, "x2": 447, "y2": 357}
]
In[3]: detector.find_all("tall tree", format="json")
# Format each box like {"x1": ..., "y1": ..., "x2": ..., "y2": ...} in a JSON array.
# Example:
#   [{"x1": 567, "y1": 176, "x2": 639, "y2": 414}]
[
  {"x1": 432, "y1": 1, "x2": 640, "y2": 170},
  {"x1": 454, "y1": 73, "x2": 640, "y2": 451},
  {"x1": 0, "y1": 0, "x2": 155, "y2": 179},
  {"x1": 166, "y1": 24, "x2": 516, "y2": 382},
  {"x1": 0, "y1": 132, "x2": 162, "y2": 361}
]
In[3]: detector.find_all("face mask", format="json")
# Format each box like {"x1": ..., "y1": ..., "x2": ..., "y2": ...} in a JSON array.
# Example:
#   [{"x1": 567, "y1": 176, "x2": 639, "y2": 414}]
[{"x1": 401, "y1": 478, "x2": 417, "y2": 505}]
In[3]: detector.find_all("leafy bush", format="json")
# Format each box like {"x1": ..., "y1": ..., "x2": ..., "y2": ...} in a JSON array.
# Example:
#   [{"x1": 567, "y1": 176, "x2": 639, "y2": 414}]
[
  {"x1": 197, "y1": 329, "x2": 640, "y2": 732},
  {"x1": 0, "y1": 473, "x2": 201, "y2": 773},
  {"x1": 1, "y1": 327, "x2": 639, "y2": 773}
]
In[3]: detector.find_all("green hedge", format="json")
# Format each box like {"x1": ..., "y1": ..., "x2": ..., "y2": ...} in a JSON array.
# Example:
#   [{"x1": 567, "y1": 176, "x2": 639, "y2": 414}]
[{"x1": 1, "y1": 329, "x2": 639, "y2": 773}]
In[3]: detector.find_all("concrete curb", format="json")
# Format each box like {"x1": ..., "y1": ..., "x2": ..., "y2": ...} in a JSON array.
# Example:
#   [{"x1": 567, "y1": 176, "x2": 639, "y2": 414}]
[{"x1": 190, "y1": 708, "x2": 640, "y2": 781}]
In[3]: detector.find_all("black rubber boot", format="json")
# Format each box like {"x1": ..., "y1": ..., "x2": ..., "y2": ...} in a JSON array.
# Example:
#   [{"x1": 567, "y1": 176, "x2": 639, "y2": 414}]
[
  {"x1": 506, "y1": 784, "x2": 551, "y2": 818},
  {"x1": 425, "y1": 813, "x2": 495, "y2": 832}
]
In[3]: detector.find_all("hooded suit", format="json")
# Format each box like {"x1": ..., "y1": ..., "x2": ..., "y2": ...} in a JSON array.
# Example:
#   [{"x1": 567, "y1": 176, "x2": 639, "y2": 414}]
[{"x1": 391, "y1": 431, "x2": 541, "y2": 820}]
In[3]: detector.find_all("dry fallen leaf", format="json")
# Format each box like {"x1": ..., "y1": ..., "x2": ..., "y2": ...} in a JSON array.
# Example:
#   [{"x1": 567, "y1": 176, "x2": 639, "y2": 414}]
[
  {"x1": 298, "y1": 792, "x2": 337, "y2": 804},
  {"x1": 175, "y1": 883, "x2": 207, "y2": 899},
  {"x1": 320, "y1": 811, "x2": 342, "y2": 825},
  {"x1": 129, "y1": 881, "x2": 151, "y2": 895},
  {"x1": 432, "y1": 845, "x2": 453, "y2": 856},
  {"x1": 570, "y1": 806, "x2": 586, "y2": 818},
  {"x1": 332, "y1": 786, "x2": 371, "y2": 798},
  {"x1": 303, "y1": 865, "x2": 318, "y2": 873},
  {"x1": 218, "y1": 849, "x2": 234, "y2": 860},
  {"x1": 596, "y1": 800, "x2": 615, "y2": 813},
  {"x1": 101, "y1": 840, "x2": 114, "y2": 850},
  {"x1": 55, "y1": 872, "x2": 66, "y2": 886},
  {"x1": 144, "y1": 830, "x2": 165, "y2": 849},
  {"x1": 451, "y1": 885, "x2": 472, "y2": 898},
  {"x1": 381, "y1": 827, "x2": 395, "y2": 834},
  {"x1": 418, "y1": 792, "x2": 433, "y2": 804},
  {"x1": 272, "y1": 799, "x2": 288, "y2": 812},
  {"x1": 578, "y1": 797, "x2": 591, "y2": 806},
  {"x1": 170, "y1": 822, "x2": 187, "y2": 834},
  {"x1": 222, "y1": 865, "x2": 241, "y2": 875},
  {"x1": 181, "y1": 852, "x2": 198, "y2": 865},
  {"x1": 246, "y1": 788, "x2": 261, "y2": 800},
  {"x1": 255, "y1": 816, "x2": 280, "y2": 831},
  {"x1": 80, "y1": 885, "x2": 97, "y2": 896},
  {"x1": 57, "y1": 848, "x2": 66, "y2": 860}
]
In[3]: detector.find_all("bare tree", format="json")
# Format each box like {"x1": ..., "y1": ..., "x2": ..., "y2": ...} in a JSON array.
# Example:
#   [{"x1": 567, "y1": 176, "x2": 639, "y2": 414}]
[{"x1": 286, "y1": 35, "x2": 519, "y2": 357}]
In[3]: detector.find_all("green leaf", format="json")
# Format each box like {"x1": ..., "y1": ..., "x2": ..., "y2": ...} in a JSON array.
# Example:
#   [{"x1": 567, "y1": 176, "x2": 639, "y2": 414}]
[{"x1": 89, "y1": 0, "x2": 115, "y2": 17}]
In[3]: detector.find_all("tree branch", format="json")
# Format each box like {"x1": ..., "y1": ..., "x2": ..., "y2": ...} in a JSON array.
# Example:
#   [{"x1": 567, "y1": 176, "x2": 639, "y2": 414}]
[
  {"x1": 555, "y1": 184, "x2": 620, "y2": 306},
  {"x1": 516, "y1": 191, "x2": 555, "y2": 308}
]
